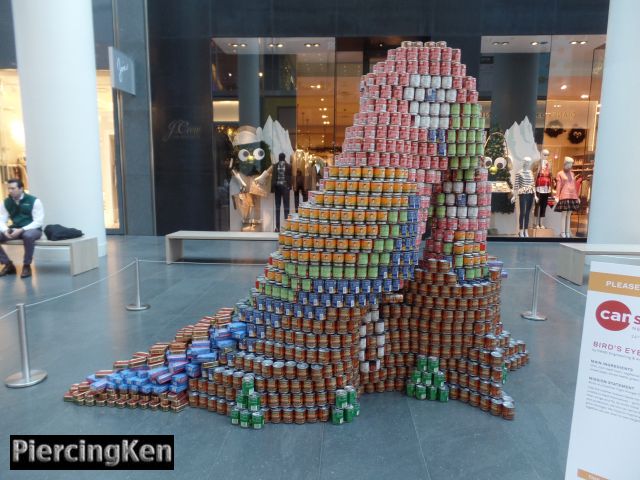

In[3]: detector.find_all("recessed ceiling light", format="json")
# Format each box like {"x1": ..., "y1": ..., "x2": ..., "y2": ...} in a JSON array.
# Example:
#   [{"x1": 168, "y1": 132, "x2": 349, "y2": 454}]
[
  {"x1": 320, "y1": 98, "x2": 325, "y2": 102},
  {"x1": 530, "y1": 41, "x2": 539, "y2": 46},
  {"x1": 228, "y1": 73, "x2": 232, "y2": 77},
  {"x1": 492, "y1": 41, "x2": 500, "y2": 46},
  {"x1": 268, "y1": 43, "x2": 275, "y2": 48},
  {"x1": 560, "y1": 84, "x2": 568, "y2": 90},
  {"x1": 305, "y1": 43, "x2": 312, "y2": 47},
  {"x1": 276, "y1": 43, "x2": 284, "y2": 48},
  {"x1": 500, "y1": 41, "x2": 509, "y2": 45},
  {"x1": 570, "y1": 41, "x2": 578, "y2": 45},
  {"x1": 553, "y1": 104, "x2": 562, "y2": 108},
  {"x1": 313, "y1": 43, "x2": 320, "y2": 47},
  {"x1": 379, "y1": 43, "x2": 384, "y2": 47},
  {"x1": 239, "y1": 43, "x2": 246, "y2": 48},
  {"x1": 258, "y1": 72, "x2": 263, "y2": 77},
  {"x1": 579, "y1": 40, "x2": 587, "y2": 45},
  {"x1": 580, "y1": 94, "x2": 589, "y2": 99},
  {"x1": 231, "y1": 43, "x2": 239, "y2": 48},
  {"x1": 316, "y1": 84, "x2": 321, "y2": 89}
]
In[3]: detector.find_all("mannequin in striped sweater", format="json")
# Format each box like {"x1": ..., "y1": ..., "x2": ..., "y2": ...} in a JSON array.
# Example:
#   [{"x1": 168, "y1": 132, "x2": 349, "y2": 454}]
[{"x1": 511, "y1": 156, "x2": 538, "y2": 237}]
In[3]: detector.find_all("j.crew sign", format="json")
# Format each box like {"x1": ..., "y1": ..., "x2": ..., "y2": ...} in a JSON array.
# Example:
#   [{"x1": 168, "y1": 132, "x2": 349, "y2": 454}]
[
  {"x1": 108, "y1": 47, "x2": 135, "y2": 95},
  {"x1": 162, "y1": 120, "x2": 202, "y2": 142}
]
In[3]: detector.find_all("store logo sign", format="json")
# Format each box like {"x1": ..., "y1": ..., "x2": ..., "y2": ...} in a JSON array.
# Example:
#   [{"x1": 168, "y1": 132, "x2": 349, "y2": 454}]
[
  {"x1": 162, "y1": 120, "x2": 202, "y2": 142},
  {"x1": 595, "y1": 300, "x2": 639, "y2": 331},
  {"x1": 108, "y1": 47, "x2": 136, "y2": 95}
]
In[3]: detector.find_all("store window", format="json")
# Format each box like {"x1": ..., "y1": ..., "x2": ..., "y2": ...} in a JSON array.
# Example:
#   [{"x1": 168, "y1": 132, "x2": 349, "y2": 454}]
[
  {"x1": 0, "y1": 69, "x2": 119, "y2": 230},
  {"x1": 478, "y1": 35, "x2": 605, "y2": 239}
]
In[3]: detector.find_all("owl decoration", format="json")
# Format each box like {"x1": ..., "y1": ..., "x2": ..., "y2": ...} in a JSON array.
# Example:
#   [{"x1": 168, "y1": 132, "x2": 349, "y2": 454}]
[{"x1": 231, "y1": 126, "x2": 271, "y2": 177}]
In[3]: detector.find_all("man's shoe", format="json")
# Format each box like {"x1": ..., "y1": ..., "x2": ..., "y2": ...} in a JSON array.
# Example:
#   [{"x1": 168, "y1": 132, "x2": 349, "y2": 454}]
[
  {"x1": 0, "y1": 262, "x2": 16, "y2": 277},
  {"x1": 20, "y1": 265, "x2": 32, "y2": 278}
]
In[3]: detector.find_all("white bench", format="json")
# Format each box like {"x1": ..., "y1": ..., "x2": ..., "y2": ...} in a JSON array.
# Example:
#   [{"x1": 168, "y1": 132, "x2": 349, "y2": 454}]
[
  {"x1": 558, "y1": 243, "x2": 640, "y2": 285},
  {"x1": 5, "y1": 236, "x2": 99, "y2": 276},
  {"x1": 165, "y1": 230, "x2": 278, "y2": 264}
]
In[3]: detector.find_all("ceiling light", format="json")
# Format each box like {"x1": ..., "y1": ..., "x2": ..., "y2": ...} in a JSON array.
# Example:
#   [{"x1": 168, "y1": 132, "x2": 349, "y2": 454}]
[
  {"x1": 313, "y1": 43, "x2": 320, "y2": 47},
  {"x1": 268, "y1": 43, "x2": 275, "y2": 48},
  {"x1": 231, "y1": 43, "x2": 239, "y2": 48},
  {"x1": 492, "y1": 41, "x2": 500, "y2": 46},
  {"x1": 321, "y1": 115, "x2": 328, "y2": 119},
  {"x1": 579, "y1": 40, "x2": 587, "y2": 45},
  {"x1": 580, "y1": 94, "x2": 589, "y2": 99},
  {"x1": 316, "y1": 84, "x2": 321, "y2": 89},
  {"x1": 570, "y1": 41, "x2": 578, "y2": 45},
  {"x1": 276, "y1": 43, "x2": 284, "y2": 48},
  {"x1": 305, "y1": 43, "x2": 312, "y2": 47},
  {"x1": 239, "y1": 43, "x2": 246, "y2": 48},
  {"x1": 560, "y1": 84, "x2": 568, "y2": 90},
  {"x1": 258, "y1": 72, "x2": 263, "y2": 77},
  {"x1": 530, "y1": 41, "x2": 539, "y2": 46},
  {"x1": 320, "y1": 98, "x2": 325, "y2": 102},
  {"x1": 379, "y1": 43, "x2": 384, "y2": 47},
  {"x1": 227, "y1": 73, "x2": 232, "y2": 77},
  {"x1": 500, "y1": 41, "x2": 509, "y2": 45},
  {"x1": 553, "y1": 104, "x2": 562, "y2": 108}
]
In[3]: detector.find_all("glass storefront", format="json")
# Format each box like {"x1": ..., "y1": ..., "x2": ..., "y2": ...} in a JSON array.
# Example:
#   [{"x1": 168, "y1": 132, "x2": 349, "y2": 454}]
[
  {"x1": 211, "y1": 35, "x2": 605, "y2": 239},
  {"x1": 0, "y1": 69, "x2": 120, "y2": 229}
]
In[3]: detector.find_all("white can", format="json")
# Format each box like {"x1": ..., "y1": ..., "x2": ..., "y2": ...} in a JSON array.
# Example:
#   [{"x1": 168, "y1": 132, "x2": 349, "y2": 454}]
[
  {"x1": 446, "y1": 89, "x2": 457, "y2": 102},
  {"x1": 440, "y1": 103, "x2": 450, "y2": 116},
  {"x1": 453, "y1": 181, "x2": 464, "y2": 193},
  {"x1": 446, "y1": 206, "x2": 457, "y2": 217},
  {"x1": 457, "y1": 206, "x2": 468, "y2": 218},
  {"x1": 375, "y1": 321, "x2": 385, "y2": 334},
  {"x1": 465, "y1": 182, "x2": 477, "y2": 194},
  {"x1": 420, "y1": 74, "x2": 431, "y2": 88},
  {"x1": 467, "y1": 206, "x2": 479, "y2": 218},
  {"x1": 439, "y1": 117, "x2": 449, "y2": 129},
  {"x1": 414, "y1": 88, "x2": 425, "y2": 101},
  {"x1": 436, "y1": 89, "x2": 446, "y2": 102},
  {"x1": 431, "y1": 75, "x2": 442, "y2": 88},
  {"x1": 376, "y1": 334, "x2": 385, "y2": 346},
  {"x1": 466, "y1": 194, "x2": 478, "y2": 206},
  {"x1": 409, "y1": 101, "x2": 419, "y2": 114},
  {"x1": 441, "y1": 75, "x2": 453, "y2": 89},
  {"x1": 429, "y1": 116, "x2": 440, "y2": 129},
  {"x1": 443, "y1": 181, "x2": 453, "y2": 193},
  {"x1": 419, "y1": 102, "x2": 430, "y2": 116},
  {"x1": 429, "y1": 103, "x2": 440, "y2": 116},
  {"x1": 403, "y1": 87, "x2": 415, "y2": 101},
  {"x1": 420, "y1": 116, "x2": 430, "y2": 128},
  {"x1": 445, "y1": 193, "x2": 456, "y2": 205},
  {"x1": 409, "y1": 74, "x2": 421, "y2": 87}
]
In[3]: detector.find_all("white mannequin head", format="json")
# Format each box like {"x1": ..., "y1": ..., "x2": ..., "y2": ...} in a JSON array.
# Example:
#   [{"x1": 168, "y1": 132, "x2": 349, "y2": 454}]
[
  {"x1": 522, "y1": 156, "x2": 532, "y2": 170},
  {"x1": 563, "y1": 156, "x2": 574, "y2": 172},
  {"x1": 541, "y1": 148, "x2": 550, "y2": 158}
]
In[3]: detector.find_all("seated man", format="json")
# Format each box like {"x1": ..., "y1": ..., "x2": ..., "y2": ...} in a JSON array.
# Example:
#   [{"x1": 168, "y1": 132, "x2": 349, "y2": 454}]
[{"x1": 0, "y1": 179, "x2": 45, "y2": 278}]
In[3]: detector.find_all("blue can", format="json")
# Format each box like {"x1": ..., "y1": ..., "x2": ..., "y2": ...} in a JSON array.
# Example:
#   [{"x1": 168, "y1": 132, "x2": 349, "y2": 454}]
[
  {"x1": 349, "y1": 280, "x2": 360, "y2": 294},
  {"x1": 325, "y1": 279, "x2": 337, "y2": 294},
  {"x1": 357, "y1": 293, "x2": 369, "y2": 306},
  {"x1": 402, "y1": 265, "x2": 412, "y2": 278},
  {"x1": 427, "y1": 128, "x2": 437, "y2": 142},
  {"x1": 253, "y1": 310, "x2": 264, "y2": 324},
  {"x1": 284, "y1": 302, "x2": 293, "y2": 316},
  {"x1": 391, "y1": 252, "x2": 401, "y2": 265},
  {"x1": 455, "y1": 267, "x2": 465, "y2": 282},
  {"x1": 246, "y1": 339, "x2": 256, "y2": 353},
  {"x1": 247, "y1": 323, "x2": 256, "y2": 337},
  {"x1": 332, "y1": 294, "x2": 344, "y2": 308},
  {"x1": 373, "y1": 279, "x2": 383, "y2": 293},
  {"x1": 294, "y1": 303, "x2": 303, "y2": 318},
  {"x1": 437, "y1": 143, "x2": 447, "y2": 156},
  {"x1": 400, "y1": 224, "x2": 408, "y2": 236},
  {"x1": 383, "y1": 278, "x2": 393, "y2": 292},
  {"x1": 257, "y1": 295, "x2": 266, "y2": 311},
  {"x1": 304, "y1": 305, "x2": 315, "y2": 319},
  {"x1": 394, "y1": 238, "x2": 403, "y2": 250},
  {"x1": 272, "y1": 313, "x2": 282, "y2": 328},
  {"x1": 309, "y1": 292, "x2": 319, "y2": 306},
  {"x1": 369, "y1": 293, "x2": 379, "y2": 306},
  {"x1": 426, "y1": 88, "x2": 436, "y2": 102},
  {"x1": 315, "y1": 306, "x2": 326, "y2": 321},
  {"x1": 298, "y1": 292, "x2": 308, "y2": 305},
  {"x1": 345, "y1": 294, "x2": 356, "y2": 307},
  {"x1": 361, "y1": 279, "x2": 371, "y2": 293},
  {"x1": 456, "y1": 194, "x2": 467, "y2": 207},
  {"x1": 265, "y1": 297, "x2": 273, "y2": 312},
  {"x1": 390, "y1": 266, "x2": 400, "y2": 279},
  {"x1": 314, "y1": 279, "x2": 324, "y2": 293},
  {"x1": 274, "y1": 300, "x2": 283, "y2": 314},
  {"x1": 403, "y1": 252, "x2": 413, "y2": 264},
  {"x1": 436, "y1": 128, "x2": 446, "y2": 143},
  {"x1": 338, "y1": 280, "x2": 349, "y2": 294},
  {"x1": 256, "y1": 325, "x2": 266, "y2": 339},
  {"x1": 392, "y1": 278, "x2": 401, "y2": 291},
  {"x1": 321, "y1": 293, "x2": 331, "y2": 307}
]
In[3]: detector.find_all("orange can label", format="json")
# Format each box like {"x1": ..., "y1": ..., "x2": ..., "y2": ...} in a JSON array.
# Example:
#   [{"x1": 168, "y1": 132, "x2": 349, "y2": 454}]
[
  {"x1": 370, "y1": 181, "x2": 384, "y2": 194},
  {"x1": 330, "y1": 224, "x2": 343, "y2": 236},
  {"x1": 336, "y1": 239, "x2": 349, "y2": 251},
  {"x1": 361, "y1": 239, "x2": 373, "y2": 250},
  {"x1": 342, "y1": 224, "x2": 355, "y2": 237},
  {"x1": 380, "y1": 196, "x2": 392, "y2": 208},
  {"x1": 341, "y1": 210, "x2": 354, "y2": 223},
  {"x1": 349, "y1": 166, "x2": 362, "y2": 179},
  {"x1": 347, "y1": 180, "x2": 359, "y2": 192},
  {"x1": 338, "y1": 166, "x2": 350, "y2": 178},
  {"x1": 358, "y1": 180, "x2": 371, "y2": 193},
  {"x1": 307, "y1": 222, "x2": 319, "y2": 235},
  {"x1": 333, "y1": 194, "x2": 345, "y2": 207},
  {"x1": 377, "y1": 210, "x2": 388, "y2": 222},
  {"x1": 348, "y1": 239, "x2": 361, "y2": 251},
  {"x1": 321, "y1": 252, "x2": 333, "y2": 263},
  {"x1": 353, "y1": 210, "x2": 366, "y2": 222},
  {"x1": 354, "y1": 224, "x2": 367, "y2": 237},
  {"x1": 325, "y1": 238, "x2": 337, "y2": 251},
  {"x1": 345, "y1": 194, "x2": 357, "y2": 208},
  {"x1": 324, "y1": 179, "x2": 336, "y2": 192},
  {"x1": 333, "y1": 252, "x2": 345, "y2": 263},
  {"x1": 328, "y1": 166, "x2": 339, "y2": 177},
  {"x1": 361, "y1": 166, "x2": 374, "y2": 179},
  {"x1": 330, "y1": 209, "x2": 341, "y2": 222},
  {"x1": 369, "y1": 196, "x2": 381, "y2": 208},
  {"x1": 385, "y1": 168, "x2": 396, "y2": 180},
  {"x1": 357, "y1": 196, "x2": 369, "y2": 208}
]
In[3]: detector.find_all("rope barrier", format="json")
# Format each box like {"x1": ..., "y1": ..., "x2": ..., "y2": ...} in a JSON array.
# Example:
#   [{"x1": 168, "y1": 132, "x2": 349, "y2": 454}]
[
  {"x1": 138, "y1": 259, "x2": 266, "y2": 266},
  {"x1": 0, "y1": 308, "x2": 18, "y2": 321}
]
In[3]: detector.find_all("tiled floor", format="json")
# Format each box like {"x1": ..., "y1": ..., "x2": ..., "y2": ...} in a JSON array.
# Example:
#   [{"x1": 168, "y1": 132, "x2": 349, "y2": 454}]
[{"x1": 0, "y1": 237, "x2": 588, "y2": 480}]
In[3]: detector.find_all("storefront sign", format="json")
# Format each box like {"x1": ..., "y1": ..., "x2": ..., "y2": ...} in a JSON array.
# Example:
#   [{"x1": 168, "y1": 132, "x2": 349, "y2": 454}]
[
  {"x1": 162, "y1": 120, "x2": 202, "y2": 142},
  {"x1": 108, "y1": 47, "x2": 136, "y2": 95},
  {"x1": 565, "y1": 262, "x2": 640, "y2": 480}
]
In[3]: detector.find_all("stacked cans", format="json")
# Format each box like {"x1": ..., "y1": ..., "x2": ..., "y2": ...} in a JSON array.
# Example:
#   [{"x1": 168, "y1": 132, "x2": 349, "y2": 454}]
[{"x1": 64, "y1": 40, "x2": 529, "y2": 425}]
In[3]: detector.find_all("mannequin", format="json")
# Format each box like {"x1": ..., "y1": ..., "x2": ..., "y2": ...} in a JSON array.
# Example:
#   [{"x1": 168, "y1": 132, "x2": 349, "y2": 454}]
[
  {"x1": 511, "y1": 156, "x2": 538, "y2": 237},
  {"x1": 534, "y1": 149, "x2": 553, "y2": 229},
  {"x1": 554, "y1": 157, "x2": 582, "y2": 238},
  {"x1": 270, "y1": 152, "x2": 292, "y2": 232}
]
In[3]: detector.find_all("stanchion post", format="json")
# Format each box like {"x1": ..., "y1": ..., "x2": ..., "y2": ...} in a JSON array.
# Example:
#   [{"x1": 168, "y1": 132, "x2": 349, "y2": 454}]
[
  {"x1": 4, "y1": 303, "x2": 48, "y2": 388},
  {"x1": 521, "y1": 265, "x2": 547, "y2": 321},
  {"x1": 126, "y1": 258, "x2": 150, "y2": 311}
]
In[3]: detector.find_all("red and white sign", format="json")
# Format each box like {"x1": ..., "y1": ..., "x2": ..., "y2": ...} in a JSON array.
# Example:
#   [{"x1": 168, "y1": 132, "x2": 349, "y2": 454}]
[{"x1": 565, "y1": 262, "x2": 640, "y2": 480}]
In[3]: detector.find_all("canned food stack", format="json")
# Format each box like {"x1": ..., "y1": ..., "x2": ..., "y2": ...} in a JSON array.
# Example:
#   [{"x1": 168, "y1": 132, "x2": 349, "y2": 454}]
[
  {"x1": 331, "y1": 385, "x2": 360, "y2": 425},
  {"x1": 405, "y1": 355, "x2": 449, "y2": 402}
]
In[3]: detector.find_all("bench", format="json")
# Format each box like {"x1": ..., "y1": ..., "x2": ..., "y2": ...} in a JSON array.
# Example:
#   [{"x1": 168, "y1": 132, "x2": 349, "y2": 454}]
[
  {"x1": 165, "y1": 230, "x2": 279, "y2": 264},
  {"x1": 5, "y1": 236, "x2": 98, "y2": 276},
  {"x1": 558, "y1": 243, "x2": 640, "y2": 285}
]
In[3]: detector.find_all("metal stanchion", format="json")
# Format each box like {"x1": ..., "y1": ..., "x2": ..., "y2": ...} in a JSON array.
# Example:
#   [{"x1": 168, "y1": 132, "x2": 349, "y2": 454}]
[
  {"x1": 4, "y1": 304, "x2": 48, "y2": 388},
  {"x1": 126, "y1": 258, "x2": 150, "y2": 311},
  {"x1": 521, "y1": 264, "x2": 547, "y2": 321}
]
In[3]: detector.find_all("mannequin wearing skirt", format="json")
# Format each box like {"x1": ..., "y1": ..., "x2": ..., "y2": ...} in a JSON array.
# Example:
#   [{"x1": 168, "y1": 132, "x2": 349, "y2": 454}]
[{"x1": 554, "y1": 157, "x2": 582, "y2": 238}]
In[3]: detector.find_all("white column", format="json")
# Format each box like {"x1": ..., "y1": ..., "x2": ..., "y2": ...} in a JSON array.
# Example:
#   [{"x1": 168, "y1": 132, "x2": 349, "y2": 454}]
[
  {"x1": 588, "y1": 0, "x2": 640, "y2": 244},
  {"x1": 11, "y1": 0, "x2": 106, "y2": 255}
]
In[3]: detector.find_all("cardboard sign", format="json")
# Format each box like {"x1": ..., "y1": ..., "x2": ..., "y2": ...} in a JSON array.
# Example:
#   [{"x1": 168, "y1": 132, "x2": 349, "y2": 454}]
[{"x1": 565, "y1": 262, "x2": 640, "y2": 480}]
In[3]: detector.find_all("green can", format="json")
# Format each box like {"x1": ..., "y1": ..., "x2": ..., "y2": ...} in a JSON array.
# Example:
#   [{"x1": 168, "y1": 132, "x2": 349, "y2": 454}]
[
  {"x1": 240, "y1": 409, "x2": 251, "y2": 428},
  {"x1": 457, "y1": 143, "x2": 467, "y2": 156},
  {"x1": 356, "y1": 266, "x2": 368, "y2": 279},
  {"x1": 242, "y1": 375, "x2": 255, "y2": 395},
  {"x1": 390, "y1": 225, "x2": 400, "y2": 238},
  {"x1": 378, "y1": 224, "x2": 389, "y2": 238},
  {"x1": 415, "y1": 384, "x2": 427, "y2": 400},
  {"x1": 387, "y1": 210, "x2": 399, "y2": 224},
  {"x1": 357, "y1": 253, "x2": 369, "y2": 266},
  {"x1": 406, "y1": 382, "x2": 416, "y2": 397},
  {"x1": 461, "y1": 116, "x2": 471, "y2": 129},
  {"x1": 454, "y1": 254, "x2": 464, "y2": 268},
  {"x1": 428, "y1": 205, "x2": 434, "y2": 217},
  {"x1": 502, "y1": 365, "x2": 508, "y2": 384},
  {"x1": 373, "y1": 239, "x2": 385, "y2": 252},
  {"x1": 353, "y1": 401, "x2": 360, "y2": 417},
  {"x1": 411, "y1": 369, "x2": 422, "y2": 383},
  {"x1": 450, "y1": 104, "x2": 461, "y2": 115},
  {"x1": 428, "y1": 385, "x2": 438, "y2": 401},
  {"x1": 438, "y1": 386, "x2": 449, "y2": 402},
  {"x1": 321, "y1": 264, "x2": 332, "y2": 279},
  {"x1": 435, "y1": 193, "x2": 445, "y2": 205},
  {"x1": 265, "y1": 283, "x2": 272, "y2": 296},
  {"x1": 281, "y1": 273, "x2": 290, "y2": 287},
  {"x1": 297, "y1": 263, "x2": 308, "y2": 277},
  {"x1": 472, "y1": 103, "x2": 482, "y2": 116},
  {"x1": 344, "y1": 405, "x2": 355, "y2": 423},
  {"x1": 301, "y1": 278, "x2": 312, "y2": 292},
  {"x1": 252, "y1": 411, "x2": 264, "y2": 429},
  {"x1": 442, "y1": 242, "x2": 453, "y2": 255},
  {"x1": 457, "y1": 129, "x2": 467, "y2": 143},
  {"x1": 446, "y1": 129, "x2": 456, "y2": 143},
  {"x1": 287, "y1": 289, "x2": 296, "y2": 302},
  {"x1": 335, "y1": 389, "x2": 348, "y2": 409},
  {"x1": 467, "y1": 143, "x2": 476, "y2": 156},
  {"x1": 249, "y1": 393, "x2": 260, "y2": 412},
  {"x1": 367, "y1": 265, "x2": 379, "y2": 278},
  {"x1": 416, "y1": 355, "x2": 427, "y2": 371},
  {"x1": 436, "y1": 206, "x2": 446, "y2": 218},
  {"x1": 331, "y1": 407, "x2": 344, "y2": 425},
  {"x1": 448, "y1": 143, "x2": 457, "y2": 156},
  {"x1": 398, "y1": 210, "x2": 408, "y2": 223},
  {"x1": 450, "y1": 115, "x2": 461, "y2": 128},
  {"x1": 428, "y1": 356, "x2": 439, "y2": 373},
  {"x1": 345, "y1": 386, "x2": 357, "y2": 404},
  {"x1": 291, "y1": 276, "x2": 299, "y2": 290},
  {"x1": 371, "y1": 252, "x2": 382, "y2": 265},
  {"x1": 384, "y1": 239, "x2": 394, "y2": 252},
  {"x1": 236, "y1": 393, "x2": 247, "y2": 409},
  {"x1": 309, "y1": 263, "x2": 320, "y2": 279},
  {"x1": 344, "y1": 265, "x2": 356, "y2": 279},
  {"x1": 477, "y1": 142, "x2": 485, "y2": 155},
  {"x1": 272, "y1": 284, "x2": 280, "y2": 299},
  {"x1": 421, "y1": 372, "x2": 433, "y2": 386},
  {"x1": 470, "y1": 116, "x2": 480, "y2": 129},
  {"x1": 433, "y1": 371, "x2": 445, "y2": 388},
  {"x1": 332, "y1": 265, "x2": 344, "y2": 279},
  {"x1": 462, "y1": 103, "x2": 472, "y2": 115},
  {"x1": 467, "y1": 129, "x2": 476, "y2": 143},
  {"x1": 231, "y1": 406, "x2": 241, "y2": 425},
  {"x1": 449, "y1": 156, "x2": 460, "y2": 169}
]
